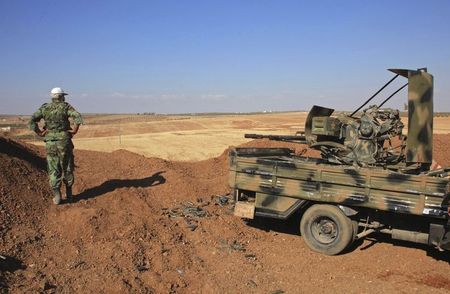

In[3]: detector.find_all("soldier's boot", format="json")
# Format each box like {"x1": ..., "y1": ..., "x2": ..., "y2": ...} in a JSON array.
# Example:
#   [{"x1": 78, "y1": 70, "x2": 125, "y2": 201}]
[
  {"x1": 52, "y1": 188, "x2": 61, "y2": 205},
  {"x1": 66, "y1": 185, "x2": 73, "y2": 203}
]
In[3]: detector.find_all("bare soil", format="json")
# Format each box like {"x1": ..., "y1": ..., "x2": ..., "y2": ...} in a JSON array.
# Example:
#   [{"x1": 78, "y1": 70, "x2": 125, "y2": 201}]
[
  {"x1": 1, "y1": 135, "x2": 449, "y2": 293},
  {"x1": 4, "y1": 111, "x2": 450, "y2": 161}
]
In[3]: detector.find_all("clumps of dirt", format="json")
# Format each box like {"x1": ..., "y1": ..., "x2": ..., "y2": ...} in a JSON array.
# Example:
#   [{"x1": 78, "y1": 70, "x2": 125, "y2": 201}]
[
  {"x1": 419, "y1": 274, "x2": 450, "y2": 291},
  {"x1": 433, "y1": 134, "x2": 450, "y2": 166},
  {"x1": 0, "y1": 136, "x2": 50, "y2": 240},
  {"x1": 0, "y1": 137, "x2": 235, "y2": 292},
  {"x1": 1, "y1": 134, "x2": 450, "y2": 293},
  {"x1": 239, "y1": 138, "x2": 321, "y2": 157},
  {"x1": 0, "y1": 136, "x2": 52, "y2": 290}
]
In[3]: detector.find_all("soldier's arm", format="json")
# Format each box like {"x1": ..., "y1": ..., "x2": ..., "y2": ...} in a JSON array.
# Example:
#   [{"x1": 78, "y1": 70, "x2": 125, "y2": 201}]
[
  {"x1": 67, "y1": 104, "x2": 83, "y2": 135},
  {"x1": 28, "y1": 106, "x2": 47, "y2": 137}
]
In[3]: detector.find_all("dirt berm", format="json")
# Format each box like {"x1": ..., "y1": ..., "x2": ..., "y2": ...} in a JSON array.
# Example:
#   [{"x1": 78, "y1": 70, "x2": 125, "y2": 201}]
[{"x1": 1, "y1": 135, "x2": 450, "y2": 293}]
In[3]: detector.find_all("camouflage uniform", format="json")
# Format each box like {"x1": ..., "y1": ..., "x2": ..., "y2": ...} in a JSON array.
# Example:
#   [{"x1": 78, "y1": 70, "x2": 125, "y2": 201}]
[{"x1": 29, "y1": 99, "x2": 83, "y2": 192}]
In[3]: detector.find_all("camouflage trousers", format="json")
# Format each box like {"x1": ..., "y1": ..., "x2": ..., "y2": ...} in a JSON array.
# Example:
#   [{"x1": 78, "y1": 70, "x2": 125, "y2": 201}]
[{"x1": 45, "y1": 139, "x2": 75, "y2": 190}]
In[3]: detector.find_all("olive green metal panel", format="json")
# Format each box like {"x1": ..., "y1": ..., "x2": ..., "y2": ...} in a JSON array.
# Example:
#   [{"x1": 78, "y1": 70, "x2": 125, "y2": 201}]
[
  {"x1": 311, "y1": 117, "x2": 341, "y2": 136},
  {"x1": 406, "y1": 69, "x2": 434, "y2": 164},
  {"x1": 304, "y1": 106, "x2": 334, "y2": 145},
  {"x1": 229, "y1": 170, "x2": 237, "y2": 188},
  {"x1": 255, "y1": 193, "x2": 298, "y2": 212}
]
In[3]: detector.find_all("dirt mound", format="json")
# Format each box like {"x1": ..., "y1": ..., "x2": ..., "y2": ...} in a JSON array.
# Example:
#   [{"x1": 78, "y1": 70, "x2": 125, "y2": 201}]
[
  {"x1": 238, "y1": 138, "x2": 320, "y2": 157},
  {"x1": 0, "y1": 139, "x2": 233, "y2": 292},
  {"x1": 0, "y1": 136, "x2": 50, "y2": 238},
  {"x1": 1, "y1": 135, "x2": 449, "y2": 293},
  {"x1": 433, "y1": 134, "x2": 450, "y2": 166},
  {"x1": 0, "y1": 136, "x2": 52, "y2": 289}
]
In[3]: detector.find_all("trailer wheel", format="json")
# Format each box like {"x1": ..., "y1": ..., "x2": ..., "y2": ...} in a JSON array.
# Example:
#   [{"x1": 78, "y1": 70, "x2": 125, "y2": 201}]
[{"x1": 300, "y1": 204, "x2": 354, "y2": 255}]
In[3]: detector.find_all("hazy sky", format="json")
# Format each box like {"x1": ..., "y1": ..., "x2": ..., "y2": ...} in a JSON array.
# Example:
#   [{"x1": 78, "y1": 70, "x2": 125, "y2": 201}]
[{"x1": 1, "y1": 0, "x2": 449, "y2": 114}]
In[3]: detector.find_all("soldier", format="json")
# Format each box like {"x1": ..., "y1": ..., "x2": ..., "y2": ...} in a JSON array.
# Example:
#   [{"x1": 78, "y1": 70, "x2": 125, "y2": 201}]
[{"x1": 29, "y1": 87, "x2": 83, "y2": 205}]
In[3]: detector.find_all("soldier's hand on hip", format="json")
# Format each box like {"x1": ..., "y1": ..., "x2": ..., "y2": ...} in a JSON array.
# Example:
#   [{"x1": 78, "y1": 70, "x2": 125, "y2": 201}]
[
  {"x1": 38, "y1": 129, "x2": 48, "y2": 137},
  {"x1": 69, "y1": 124, "x2": 80, "y2": 136}
]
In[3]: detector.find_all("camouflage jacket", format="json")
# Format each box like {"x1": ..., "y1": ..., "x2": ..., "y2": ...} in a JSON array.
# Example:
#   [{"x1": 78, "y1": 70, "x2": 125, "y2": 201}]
[{"x1": 29, "y1": 100, "x2": 83, "y2": 141}]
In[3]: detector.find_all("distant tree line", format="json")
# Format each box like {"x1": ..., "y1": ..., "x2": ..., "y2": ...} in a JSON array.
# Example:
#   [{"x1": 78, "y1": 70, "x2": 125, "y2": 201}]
[{"x1": 137, "y1": 112, "x2": 156, "y2": 115}]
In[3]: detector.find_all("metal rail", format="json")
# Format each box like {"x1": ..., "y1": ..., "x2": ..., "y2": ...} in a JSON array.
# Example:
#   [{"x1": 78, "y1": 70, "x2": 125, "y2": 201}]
[
  {"x1": 378, "y1": 82, "x2": 409, "y2": 108},
  {"x1": 350, "y1": 74, "x2": 399, "y2": 117}
]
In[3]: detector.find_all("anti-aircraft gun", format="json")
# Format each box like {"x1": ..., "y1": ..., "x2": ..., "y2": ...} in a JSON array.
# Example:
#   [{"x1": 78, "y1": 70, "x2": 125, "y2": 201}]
[
  {"x1": 229, "y1": 68, "x2": 450, "y2": 255},
  {"x1": 245, "y1": 68, "x2": 440, "y2": 174}
]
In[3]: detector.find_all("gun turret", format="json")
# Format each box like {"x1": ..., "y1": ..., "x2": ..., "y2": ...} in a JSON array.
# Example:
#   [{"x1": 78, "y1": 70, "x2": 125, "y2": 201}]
[{"x1": 245, "y1": 68, "x2": 434, "y2": 171}]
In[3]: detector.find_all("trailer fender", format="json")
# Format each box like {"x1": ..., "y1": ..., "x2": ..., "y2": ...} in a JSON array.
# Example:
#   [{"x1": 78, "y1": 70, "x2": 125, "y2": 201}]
[
  {"x1": 338, "y1": 205, "x2": 359, "y2": 216},
  {"x1": 429, "y1": 223, "x2": 450, "y2": 251}
]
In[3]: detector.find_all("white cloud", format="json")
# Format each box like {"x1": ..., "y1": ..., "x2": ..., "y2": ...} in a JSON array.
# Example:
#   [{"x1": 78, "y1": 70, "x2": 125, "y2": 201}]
[
  {"x1": 110, "y1": 92, "x2": 156, "y2": 100},
  {"x1": 200, "y1": 94, "x2": 227, "y2": 101},
  {"x1": 159, "y1": 93, "x2": 187, "y2": 101},
  {"x1": 111, "y1": 92, "x2": 126, "y2": 98}
]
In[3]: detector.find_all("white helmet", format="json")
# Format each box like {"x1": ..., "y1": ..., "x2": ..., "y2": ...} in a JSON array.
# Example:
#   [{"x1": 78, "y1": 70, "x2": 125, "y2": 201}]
[{"x1": 50, "y1": 87, "x2": 68, "y2": 95}]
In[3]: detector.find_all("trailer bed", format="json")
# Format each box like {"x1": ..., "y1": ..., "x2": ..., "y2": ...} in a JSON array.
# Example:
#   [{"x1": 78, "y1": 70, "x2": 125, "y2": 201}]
[{"x1": 229, "y1": 148, "x2": 450, "y2": 219}]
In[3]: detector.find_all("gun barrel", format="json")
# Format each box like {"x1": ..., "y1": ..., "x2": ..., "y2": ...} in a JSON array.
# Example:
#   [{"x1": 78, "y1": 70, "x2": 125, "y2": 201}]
[{"x1": 245, "y1": 133, "x2": 306, "y2": 143}]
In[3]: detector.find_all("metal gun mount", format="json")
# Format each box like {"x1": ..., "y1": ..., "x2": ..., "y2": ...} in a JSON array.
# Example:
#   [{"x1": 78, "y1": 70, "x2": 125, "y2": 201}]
[{"x1": 245, "y1": 68, "x2": 434, "y2": 172}]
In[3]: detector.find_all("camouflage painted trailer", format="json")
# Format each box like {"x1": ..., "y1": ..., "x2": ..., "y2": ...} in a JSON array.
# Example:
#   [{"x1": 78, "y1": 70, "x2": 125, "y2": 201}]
[
  {"x1": 230, "y1": 68, "x2": 450, "y2": 255},
  {"x1": 230, "y1": 148, "x2": 449, "y2": 255}
]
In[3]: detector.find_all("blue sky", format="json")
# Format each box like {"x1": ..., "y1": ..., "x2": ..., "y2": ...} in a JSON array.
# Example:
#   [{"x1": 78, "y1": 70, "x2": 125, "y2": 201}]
[{"x1": 1, "y1": 0, "x2": 449, "y2": 114}]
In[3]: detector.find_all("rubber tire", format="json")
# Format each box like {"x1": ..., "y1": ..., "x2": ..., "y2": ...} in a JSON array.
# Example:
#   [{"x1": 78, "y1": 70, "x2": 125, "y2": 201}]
[{"x1": 300, "y1": 204, "x2": 354, "y2": 255}]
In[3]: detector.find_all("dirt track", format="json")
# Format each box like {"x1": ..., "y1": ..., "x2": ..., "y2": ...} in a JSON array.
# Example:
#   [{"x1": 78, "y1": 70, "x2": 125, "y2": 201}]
[{"x1": 1, "y1": 135, "x2": 450, "y2": 293}]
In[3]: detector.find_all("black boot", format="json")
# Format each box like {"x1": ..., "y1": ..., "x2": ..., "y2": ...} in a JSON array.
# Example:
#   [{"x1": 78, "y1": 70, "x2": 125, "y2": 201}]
[
  {"x1": 66, "y1": 185, "x2": 73, "y2": 203},
  {"x1": 52, "y1": 188, "x2": 61, "y2": 205}
]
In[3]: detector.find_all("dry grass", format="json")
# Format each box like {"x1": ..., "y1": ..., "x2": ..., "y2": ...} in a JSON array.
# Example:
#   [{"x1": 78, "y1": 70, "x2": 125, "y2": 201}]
[
  {"x1": 33, "y1": 112, "x2": 305, "y2": 161},
  {"x1": 4, "y1": 111, "x2": 449, "y2": 161}
]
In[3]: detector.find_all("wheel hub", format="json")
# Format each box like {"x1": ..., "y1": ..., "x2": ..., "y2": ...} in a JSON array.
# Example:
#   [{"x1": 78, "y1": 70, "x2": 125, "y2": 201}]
[{"x1": 312, "y1": 217, "x2": 338, "y2": 244}]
